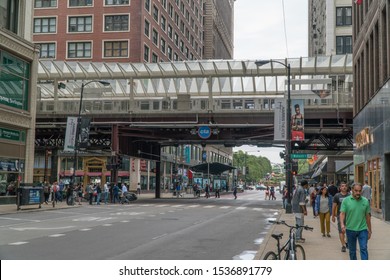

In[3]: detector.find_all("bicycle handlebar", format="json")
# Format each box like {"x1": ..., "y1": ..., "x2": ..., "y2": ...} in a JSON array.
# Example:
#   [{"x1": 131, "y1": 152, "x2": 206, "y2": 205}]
[{"x1": 268, "y1": 220, "x2": 313, "y2": 231}]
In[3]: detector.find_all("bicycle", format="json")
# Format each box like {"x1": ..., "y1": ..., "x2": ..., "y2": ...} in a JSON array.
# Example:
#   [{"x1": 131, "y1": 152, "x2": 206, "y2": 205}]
[{"x1": 263, "y1": 220, "x2": 313, "y2": 260}]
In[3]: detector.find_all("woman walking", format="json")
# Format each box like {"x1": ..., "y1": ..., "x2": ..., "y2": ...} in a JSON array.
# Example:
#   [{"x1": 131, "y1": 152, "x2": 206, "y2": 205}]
[{"x1": 315, "y1": 186, "x2": 333, "y2": 237}]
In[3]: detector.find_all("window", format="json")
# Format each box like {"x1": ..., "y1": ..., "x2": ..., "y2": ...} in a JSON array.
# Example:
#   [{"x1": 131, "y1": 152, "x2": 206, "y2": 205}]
[
  {"x1": 38, "y1": 43, "x2": 56, "y2": 58},
  {"x1": 161, "y1": 0, "x2": 167, "y2": 9},
  {"x1": 104, "y1": 41, "x2": 128, "y2": 57},
  {"x1": 34, "y1": 17, "x2": 56, "y2": 33},
  {"x1": 68, "y1": 16, "x2": 92, "y2": 32},
  {"x1": 144, "y1": 0, "x2": 150, "y2": 11},
  {"x1": 68, "y1": 42, "x2": 92, "y2": 58},
  {"x1": 168, "y1": 24, "x2": 173, "y2": 38},
  {"x1": 152, "y1": 29, "x2": 158, "y2": 46},
  {"x1": 144, "y1": 45, "x2": 150, "y2": 61},
  {"x1": 161, "y1": 38, "x2": 166, "y2": 54},
  {"x1": 161, "y1": 16, "x2": 166, "y2": 31},
  {"x1": 174, "y1": 32, "x2": 179, "y2": 46},
  {"x1": 174, "y1": 12, "x2": 179, "y2": 25},
  {"x1": 105, "y1": 0, "x2": 129, "y2": 5},
  {"x1": 105, "y1": 15, "x2": 129, "y2": 31},
  {"x1": 153, "y1": 5, "x2": 159, "y2": 22},
  {"x1": 180, "y1": 20, "x2": 184, "y2": 33},
  {"x1": 167, "y1": 46, "x2": 172, "y2": 60},
  {"x1": 336, "y1": 7, "x2": 352, "y2": 26},
  {"x1": 336, "y1": 36, "x2": 352, "y2": 54},
  {"x1": 168, "y1": 3, "x2": 173, "y2": 18},
  {"x1": 180, "y1": 40, "x2": 184, "y2": 52},
  {"x1": 69, "y1": 0, "x2": 92, "y2": 7},
  {"x1": 152, "y1": 52, "x2": 158, "y2": 63},
  {"x1": 35, "y1": 0, "x2": 57, "y2": 8},
  {"x1": 144, "y1": 20, "x2": 150, "y2": 37},
  {"x1": 173, "y1": 52, "x2": 178, "y2": 61}
]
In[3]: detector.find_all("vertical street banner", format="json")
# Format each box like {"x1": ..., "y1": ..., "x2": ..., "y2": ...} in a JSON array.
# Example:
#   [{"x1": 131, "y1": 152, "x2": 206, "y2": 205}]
[
  {"x1": 274, "y1": 99, "x2": 287, "y2": 141},
  {"x1": 64, "y1": 117, "x2": 77, "y2": 152},
  {"x1": 78, "y1": 117, "x2": 91, "y2": 149},
  {"x1": 291, "y1": 99, "x2": 305, "y2": 141}
]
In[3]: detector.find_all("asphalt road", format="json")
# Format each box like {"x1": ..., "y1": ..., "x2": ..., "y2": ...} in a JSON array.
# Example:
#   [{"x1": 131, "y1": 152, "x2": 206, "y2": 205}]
[{"x1": 0, "y1": 190, "x2": 283, "y2": 260}]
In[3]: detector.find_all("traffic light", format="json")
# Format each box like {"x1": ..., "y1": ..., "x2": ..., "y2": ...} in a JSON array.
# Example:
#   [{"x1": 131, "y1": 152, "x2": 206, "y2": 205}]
[
  {"x1": 292, "y1": 161, "x2": 298, "y2": 175},
  {"x1": 117, "y1": 155, "x2": 123, "y2": 169},
  {"x1": 279, "y1": 150, "x2": 286, "y2": 159}
]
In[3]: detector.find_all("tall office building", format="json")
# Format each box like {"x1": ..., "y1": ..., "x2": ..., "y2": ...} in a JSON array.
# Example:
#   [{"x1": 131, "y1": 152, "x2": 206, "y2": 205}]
[
  {"x1": 0, "y1": 0, "x2": 39, "y2": 193},
  {"x1": 202, "y1": 0, "x2": 234, "y2": 59},
  {"x1": 353, "y1": 0, "x2": 390, "y2": 221},
  {"x1": 33, "y1": 0, "x2": 205, "y2": 62},
  {"x1": 308, "y1": 0, "x2": 352, "y2": 56}
]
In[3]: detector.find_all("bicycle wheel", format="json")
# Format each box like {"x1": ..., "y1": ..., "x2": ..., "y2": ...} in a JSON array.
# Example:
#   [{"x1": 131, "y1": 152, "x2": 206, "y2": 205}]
[
  {"x1": 263, "y1": 251, "x2": 278, "y2": 260},
  {"x1": 285, "y1": 244, "x2": 306, "y2": 260}
]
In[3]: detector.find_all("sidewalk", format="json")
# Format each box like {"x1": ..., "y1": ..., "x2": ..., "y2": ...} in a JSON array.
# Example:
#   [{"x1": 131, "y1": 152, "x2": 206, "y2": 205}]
[
  {"x1": 1, "y1": 194, "x2": 389, "y2": 260},
  {"x1": 255, "y1": 209, "x2": 390, "y2": 260}
]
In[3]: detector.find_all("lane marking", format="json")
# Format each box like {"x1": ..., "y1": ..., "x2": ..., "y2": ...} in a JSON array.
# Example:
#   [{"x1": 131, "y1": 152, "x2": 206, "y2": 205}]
[
  {"x1": 102, "y1": 224, "x2": 112, "y2": 227},
  {"x1": 10, "y1": 226, "x2": 75, "y2": 231},
  {"x1": 204, "y1": 205, "x2": 215, "y2": 208},
  {"x1": 9, "y1": 242, "x2": 29, "y2": 245},
  {"x1": 172, "y1": 205, "x2": 185, "y2": 208},
  {"x1": 220, "y1": 206, "x2": 231, "y2": 209},
  {"x1": 48, "y1": 234, "x2": 65, "y2": 237},
  {"x1": 0, "y1": 217, "x2": 41, "y2": 222},
  {"x1": 79, "y1": 228, "x2": 92, "y2": 231},
  {"x1": 152, "y1": 233, "x2": 167, "y2": 240},
  {"x1": 188, "y1": 205, "x2": 200, "y2": 208},
  {"x1": 236, "y1": 207, "x2": 247, "y2": 210}
]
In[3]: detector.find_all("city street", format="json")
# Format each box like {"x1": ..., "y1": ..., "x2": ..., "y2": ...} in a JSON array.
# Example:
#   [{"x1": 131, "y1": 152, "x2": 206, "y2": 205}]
[{"x1": 0, "y1": 190, "x2": 282, "y2": 260}]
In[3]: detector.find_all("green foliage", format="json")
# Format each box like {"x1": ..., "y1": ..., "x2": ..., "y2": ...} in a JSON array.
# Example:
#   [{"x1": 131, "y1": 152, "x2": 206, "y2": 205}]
[{"x1": 233, "y1": 151, "x2": 272, "y2": 183}]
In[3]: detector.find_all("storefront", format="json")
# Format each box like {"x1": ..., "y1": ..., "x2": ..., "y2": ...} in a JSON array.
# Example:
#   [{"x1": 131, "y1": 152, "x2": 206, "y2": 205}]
[{"x1": 354, "y1": 80, "x2": 390, "y2": 221}]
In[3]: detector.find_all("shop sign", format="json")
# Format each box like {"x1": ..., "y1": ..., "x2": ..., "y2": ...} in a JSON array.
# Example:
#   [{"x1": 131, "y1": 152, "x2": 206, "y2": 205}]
[
  {"x1": 198, "y1": 126, "x2": 211, "y2": 139},
  {"x1": 356, "y1": 127, "x2": 373, "y2": 149},
  {"x1": 0, "y1": 127, "x2": 22, "y2": 142}
]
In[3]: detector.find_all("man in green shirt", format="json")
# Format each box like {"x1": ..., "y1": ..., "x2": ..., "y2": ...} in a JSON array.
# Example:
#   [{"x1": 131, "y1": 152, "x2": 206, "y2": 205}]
[{"x1": 340, "y1": 182, "x2": 371, "y2": 260}]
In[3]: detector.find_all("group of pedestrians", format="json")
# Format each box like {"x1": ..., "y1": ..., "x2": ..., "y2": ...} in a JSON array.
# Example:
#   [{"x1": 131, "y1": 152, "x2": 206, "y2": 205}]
[{"x1": 293, "y1": 179, "x2": 372, "y2": 260}]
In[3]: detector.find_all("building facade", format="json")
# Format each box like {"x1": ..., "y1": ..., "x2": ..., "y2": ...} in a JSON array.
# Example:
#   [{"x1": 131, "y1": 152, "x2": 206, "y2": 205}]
[
  {"x1": 309, "y1": 0, "x2": 353, "y2": 56},
  {"x1": 33, "y1": 0, "x2": 204, "y2": 62},
  {"x1": 353, "y1": 0, "x2": 390, "y2": 221},
  {"x1": 32, "y1": 0, "x2": 235, "y2": 191},
  {"x1": 202, "y1": 0, "x2": 234, "y2": 59},
  {"x1": 0, "y1": 0, "x2": 39, "y2": 196}
]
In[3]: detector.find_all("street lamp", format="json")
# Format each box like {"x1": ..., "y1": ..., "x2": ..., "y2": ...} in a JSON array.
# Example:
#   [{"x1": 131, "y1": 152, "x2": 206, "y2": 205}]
[
  {"x1": 68, "y1": 80, "x2": 110, "y2": 205},
  {"x1": 255, "y1": 60, "x2": 292, "y2": 213}
]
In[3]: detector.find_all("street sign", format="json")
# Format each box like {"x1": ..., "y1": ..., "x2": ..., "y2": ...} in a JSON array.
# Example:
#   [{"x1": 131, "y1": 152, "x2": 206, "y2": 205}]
[{"x1": 291, "y1": 153, "x2": 309, "y2": 159}]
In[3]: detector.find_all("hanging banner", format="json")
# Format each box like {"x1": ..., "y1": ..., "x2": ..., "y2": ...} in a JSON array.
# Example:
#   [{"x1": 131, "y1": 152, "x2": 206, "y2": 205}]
[
  {"x1": 291, "y1": 99, "x2": 305, "y2": 141},
  {"x1": 274, "y1": 99, "x2": 287, "y2": 141},
  {"x1": 78, "y1": 117, "x2": 91, "y2": 149},
  {"x1": 64, "y1": 117, "x2": 77, "y2": 152}
]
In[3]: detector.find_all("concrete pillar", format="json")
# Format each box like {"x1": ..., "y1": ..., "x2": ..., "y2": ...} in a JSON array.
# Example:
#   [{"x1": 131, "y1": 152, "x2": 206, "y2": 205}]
[{"x1": 130, "y1": 158, "x2": 141, "y2": 191}]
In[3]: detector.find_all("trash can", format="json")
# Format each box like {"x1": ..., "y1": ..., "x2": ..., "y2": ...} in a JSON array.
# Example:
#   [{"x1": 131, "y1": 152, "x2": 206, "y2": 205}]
[{"x1": 17, "y1": 186, "x2": 44, "y2": 210}]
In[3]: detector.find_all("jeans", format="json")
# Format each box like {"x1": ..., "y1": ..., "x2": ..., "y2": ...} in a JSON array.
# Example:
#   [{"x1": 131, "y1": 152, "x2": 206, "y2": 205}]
[
  {"x1": 96, "y1": 193, "x2": 101, "y2": 204},
  {"x1": 104, "y1": 192, "x2": 108, "y2": 204},
  {"x1": 346, "y1": 229, "x2": 369, "y2": 260},
  {"x1": 295, "y1": 214, "x2": 304, "y2": 240}
]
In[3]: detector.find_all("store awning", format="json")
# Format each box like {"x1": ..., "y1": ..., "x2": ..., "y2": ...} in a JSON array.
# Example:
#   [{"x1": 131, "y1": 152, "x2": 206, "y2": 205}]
[
  {"x1": 190, "y1": 162, "x2": 236, "y2": 175},
  {"x1": 312, "y1": 160, "x2": 327, "y2": 178}
]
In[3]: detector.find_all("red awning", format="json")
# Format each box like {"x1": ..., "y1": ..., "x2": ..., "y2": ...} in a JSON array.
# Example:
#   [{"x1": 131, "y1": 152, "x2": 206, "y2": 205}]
[
  {"x1": 118, "y1": 171, "x2": 130, "y2": 177},
  {"x1": 87, "y1": 172, "x2": 102, "y2": 176}
]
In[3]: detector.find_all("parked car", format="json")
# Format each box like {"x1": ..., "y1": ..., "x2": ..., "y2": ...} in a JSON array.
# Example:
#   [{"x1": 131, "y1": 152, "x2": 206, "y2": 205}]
[{"x1": 256, "y1": 184, "x2": 266, "y2": 191}]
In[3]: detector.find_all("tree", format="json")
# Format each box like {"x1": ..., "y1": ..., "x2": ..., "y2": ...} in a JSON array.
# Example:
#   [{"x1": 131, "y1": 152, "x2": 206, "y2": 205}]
[{"x1": 233, "y1": 151, "x2": 272, "y2": 184}]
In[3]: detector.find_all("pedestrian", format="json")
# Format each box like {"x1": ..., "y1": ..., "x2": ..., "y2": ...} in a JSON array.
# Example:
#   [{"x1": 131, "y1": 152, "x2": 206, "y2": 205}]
[
  {"x1": 361, "y1": 180, "x2": 372, "y2": 205},
  {"x1": 292, "y1": 180, "x2": 308, "y2": 243},
  {"x1": 331, "y1": 182, "x2": 351, "y2": 252},
  {"x1": 265, "y1": 186, "x2": 270, "y2": 200},
  {"x1": 112, "y1": 183, "x2": 119, "y2": 203},
  {"x1": 233, "y1": 185, "x2": 237, "y2": 199},
  {"x1": 43, "y1": 181, "x2": 50, "y2": 204},
  {"x1": 103, "y1": 182, "x2": 109, "y2": 204},
  {"x1": 137, "y1": 182, "x2": 141, "y2": 195},
  {"x1": 77, "y1": 184, "x2": 83, "y2": 205},
  {"x1": 310, "y1": 188, "x2": 317, "y2": 218},
  {"x1": 96, "y1": 184, "x2": 102, "y2": 205},
  {"x1": 86, "y1": 184, "x2": 93, "y2": 205},
  {"x1": 327, "y1": 181, "x2": 338, "y2": 197},
  {"x1": 269, "y1": 185, "x2": 276, "y2": 200},
  {"x1": 205, "y1": 184, "x2": 210, "y2": 198},
  {"x1": 282, "y1": 186, "x2": 288, "y2": 209},
  {"x1": 215, "y1": 184, "x2": 220, "y2": 198},
  {"x1": 121, "y1": 183, "x2": 128, "y2": 204},
  {"x1": 340, "y1": 182, "x2": 372, "y2": 260},
  {"x1": 314, "y1": 186, "x2": 333, "y2": 237},
  {"x1": 176, "y1": 182, "x2": 182, "y2": 198}
]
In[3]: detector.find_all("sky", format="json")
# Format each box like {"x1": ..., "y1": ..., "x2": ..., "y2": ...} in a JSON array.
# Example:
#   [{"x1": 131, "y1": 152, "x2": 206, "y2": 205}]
[{"x1": 232, "y1": 0, "x2": 309, "y2": 164}]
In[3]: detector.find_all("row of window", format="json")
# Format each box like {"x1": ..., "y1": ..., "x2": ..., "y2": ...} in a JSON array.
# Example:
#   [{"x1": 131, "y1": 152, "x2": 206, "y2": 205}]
[
  {"x1": 143, "y1": 43, "x2": 195, "y2": 63},
  {"x1": 34, "y1": 0, "x2": 129, "y2": 8},
  {"x1": 38, "y1": 41, "x2": 128, "y2": 58},
  {"x1": 336, "y1": 7, "x2": 352, "y2": 26},
  {"x1": 33, "y1": 15, "x2": 131, "y2": 33},
  {"x1": 145, "y1": 0, "x2": 202, "y2": 41},
  {"x1": 145, "y1": 19, "x2": 201, "y2": 59}
]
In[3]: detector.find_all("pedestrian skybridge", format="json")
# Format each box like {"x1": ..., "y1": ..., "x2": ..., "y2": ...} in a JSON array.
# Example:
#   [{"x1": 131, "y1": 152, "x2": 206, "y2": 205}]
[{"x1": 36, "y1": 55, "x2": 353, "y2": 151}]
